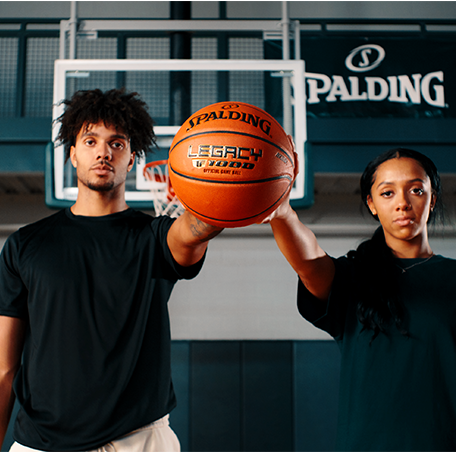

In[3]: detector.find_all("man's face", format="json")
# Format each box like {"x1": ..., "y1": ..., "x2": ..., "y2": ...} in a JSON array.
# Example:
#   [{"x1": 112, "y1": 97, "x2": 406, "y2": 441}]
[{"x1": 70, "y1": 122, "x2": 135, "y2": 193}]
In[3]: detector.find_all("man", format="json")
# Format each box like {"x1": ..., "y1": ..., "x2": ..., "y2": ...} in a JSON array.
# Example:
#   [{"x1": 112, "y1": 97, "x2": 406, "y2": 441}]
[{"x1": 0, "y1": 88, "x2": 223, "y2": 452}]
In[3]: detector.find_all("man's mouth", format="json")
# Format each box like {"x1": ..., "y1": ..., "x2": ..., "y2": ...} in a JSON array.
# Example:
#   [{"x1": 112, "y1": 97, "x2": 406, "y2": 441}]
[{"x1": 91, "y1": 161, "x2": 114, "y2": 174}]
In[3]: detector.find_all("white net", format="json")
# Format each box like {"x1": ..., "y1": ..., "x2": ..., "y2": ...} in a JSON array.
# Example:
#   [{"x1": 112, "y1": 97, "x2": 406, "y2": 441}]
[{"x1": 142, "y1": 159, "x2": 184, "y2": 218}]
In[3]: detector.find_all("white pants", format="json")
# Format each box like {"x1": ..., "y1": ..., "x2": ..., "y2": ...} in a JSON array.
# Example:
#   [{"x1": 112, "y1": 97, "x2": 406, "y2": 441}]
[{"x1": 9, "y1": 414, "x2": 180, "y2": 452}]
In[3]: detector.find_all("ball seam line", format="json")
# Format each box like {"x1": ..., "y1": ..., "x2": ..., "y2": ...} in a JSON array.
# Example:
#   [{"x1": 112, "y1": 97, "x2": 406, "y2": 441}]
[
  {"x1": 169, "y1": 163, "x2": 292, "y2": 185},
  {"x1": 178, "y1": 184, "x2": 293, "y2": 224},
  {"x1": 169, "y1": 130, "x2": 294, "y2": 165}
]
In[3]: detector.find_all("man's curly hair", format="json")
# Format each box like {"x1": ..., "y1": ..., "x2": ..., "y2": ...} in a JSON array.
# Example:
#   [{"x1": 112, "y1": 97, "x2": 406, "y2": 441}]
[{"x1": 54, "y1": 88, "x2": 157, "y2": 161}]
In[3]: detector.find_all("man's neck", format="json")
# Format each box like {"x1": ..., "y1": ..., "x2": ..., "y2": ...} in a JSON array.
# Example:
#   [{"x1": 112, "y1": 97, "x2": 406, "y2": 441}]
[{"x1": 71, "y1": 188, "x2": 130, "y2": 217}]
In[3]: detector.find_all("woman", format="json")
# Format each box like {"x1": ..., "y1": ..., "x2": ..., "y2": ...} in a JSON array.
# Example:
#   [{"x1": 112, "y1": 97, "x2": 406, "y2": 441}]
[{"x1": 267, "y1": 147, "x2": 456, "y2": 451}]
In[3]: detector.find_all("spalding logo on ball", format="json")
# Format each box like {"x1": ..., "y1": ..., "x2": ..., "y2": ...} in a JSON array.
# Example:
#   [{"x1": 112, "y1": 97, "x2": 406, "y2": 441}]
[{"x1": 168, "y1": 101, "x2": 295, "y2": 228}]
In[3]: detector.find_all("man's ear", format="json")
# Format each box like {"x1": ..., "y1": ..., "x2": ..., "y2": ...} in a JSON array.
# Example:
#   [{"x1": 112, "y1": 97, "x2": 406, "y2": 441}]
[
  {"x1": 70, "y1": 145, "x2": 77, "y2": 168},
  {"x1": 127, "y1": 151, "x2": 136, "y2": 172}
]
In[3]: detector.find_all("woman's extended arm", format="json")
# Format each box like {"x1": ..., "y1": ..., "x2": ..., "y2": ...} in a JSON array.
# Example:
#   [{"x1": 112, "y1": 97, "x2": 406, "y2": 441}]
[{"x1": 267, "y1": 199, "x2": 335, "y2": 301}]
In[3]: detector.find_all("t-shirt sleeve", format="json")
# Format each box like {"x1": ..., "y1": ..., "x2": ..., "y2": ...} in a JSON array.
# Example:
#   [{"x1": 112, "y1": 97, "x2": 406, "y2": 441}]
[
  {"x1": 297, "y1": 256, "x2": 354, "y2": 341},
  {"x1": 0, "y1": 233, "x2": 28, "y2": 319},
  {"x1": 150, "y1": 215, "x2": 206, "y2": 281}
]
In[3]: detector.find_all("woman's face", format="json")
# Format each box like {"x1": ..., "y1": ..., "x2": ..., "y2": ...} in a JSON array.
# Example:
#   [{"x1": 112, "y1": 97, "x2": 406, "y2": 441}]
[{"x1": 366, "y1": 157, "x2": 436, "y2": 250}]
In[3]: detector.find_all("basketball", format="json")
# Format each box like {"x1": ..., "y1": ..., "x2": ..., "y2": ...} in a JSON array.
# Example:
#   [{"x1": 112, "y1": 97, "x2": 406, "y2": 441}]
[{"x1": 168, "y1": 101, "x2": 295, "y2": 228}]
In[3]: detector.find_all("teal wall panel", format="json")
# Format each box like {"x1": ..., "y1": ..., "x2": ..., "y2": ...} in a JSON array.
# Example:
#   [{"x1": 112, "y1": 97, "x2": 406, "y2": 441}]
[
  {"x1": 242, "y1": 341, "x2": 294, "y2": 451},
  {"x1": 0, "y1": 144, "x2": 46, "y2": 172},
  {"x1": 307, "y1": 118, "x2": 456, "y2": 173},
  {"x1": 1, "y1": 340, "x2": 340, "y2": 452},
  {"x1": 190, "y1": 341, "x2": 242, "y2": 451},
  {"x1": 294, "y1": 341, "x2": 341, "y2": 452},
  {"x1": 169, "y1": 341, "x2": 191, "y2": 451},
  {"x1": 0, "y1": 118, "x2": 51, "y2": 172}
]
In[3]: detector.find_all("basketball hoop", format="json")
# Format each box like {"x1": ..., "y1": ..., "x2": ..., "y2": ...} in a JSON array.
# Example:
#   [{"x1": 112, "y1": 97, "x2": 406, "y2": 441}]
[{"x1": 142, "y1": 159, "x2": 184, "y2": 218}]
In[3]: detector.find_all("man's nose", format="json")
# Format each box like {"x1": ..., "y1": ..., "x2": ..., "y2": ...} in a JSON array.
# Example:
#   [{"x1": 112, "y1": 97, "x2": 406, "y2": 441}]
[{"x1": 97, "y1": 143, "x2": 112, "y2": 161}]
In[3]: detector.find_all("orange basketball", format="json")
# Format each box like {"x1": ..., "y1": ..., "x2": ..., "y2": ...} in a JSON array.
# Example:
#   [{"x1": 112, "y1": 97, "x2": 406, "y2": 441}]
[{"x1": 168, "y1": 101, "x2": 295, "y2": 228}]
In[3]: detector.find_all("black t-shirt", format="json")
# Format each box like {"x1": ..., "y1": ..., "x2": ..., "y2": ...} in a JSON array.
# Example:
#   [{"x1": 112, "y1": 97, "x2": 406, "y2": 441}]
[
  {"x1": 298, "y1": 254, "x2": 456, "y2": 452},
  {"x1": 0, "y1": 208, "x2": 204, "y2": 451}
]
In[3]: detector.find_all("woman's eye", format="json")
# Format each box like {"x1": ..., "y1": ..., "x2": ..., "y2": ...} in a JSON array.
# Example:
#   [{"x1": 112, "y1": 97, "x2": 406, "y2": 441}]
[
  {"x1": 411, "y1": 188, "x2": 424, "y2": 195},
  {"x1": 381, "y1": 191, "x2": 393, "y2": 197}
]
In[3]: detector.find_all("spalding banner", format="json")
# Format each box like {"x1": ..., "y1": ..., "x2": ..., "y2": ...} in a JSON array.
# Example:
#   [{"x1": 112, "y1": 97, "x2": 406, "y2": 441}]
[{"x1": 267, "y1": 37, "x2": 455, "y2": 118}]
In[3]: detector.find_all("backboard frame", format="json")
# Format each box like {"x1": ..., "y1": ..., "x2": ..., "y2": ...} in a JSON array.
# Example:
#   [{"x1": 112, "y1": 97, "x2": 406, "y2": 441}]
[{"x1": 48, "y1": 58, "x2": 310, "y2": 210}]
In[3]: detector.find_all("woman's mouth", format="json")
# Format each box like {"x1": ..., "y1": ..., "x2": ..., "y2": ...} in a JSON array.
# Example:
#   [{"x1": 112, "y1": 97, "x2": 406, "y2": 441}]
[{"x1": 394, "y1": 216, "x2": 414, "y2": 227}]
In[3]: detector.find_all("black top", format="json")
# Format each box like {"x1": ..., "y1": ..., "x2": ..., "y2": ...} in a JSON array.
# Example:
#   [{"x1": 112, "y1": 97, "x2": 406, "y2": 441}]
[
  {"x1": 297, "y1": 254, "x2": 456, "y2": 451},
  {"x1": 0, "y1": 208, "x2": 204, "y2": 451}
]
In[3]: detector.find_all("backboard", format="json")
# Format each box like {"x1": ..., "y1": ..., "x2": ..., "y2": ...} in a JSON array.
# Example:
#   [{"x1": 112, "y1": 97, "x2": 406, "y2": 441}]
[{"x1": 46, "y1": 59, "x2": 310, "y2": 212}]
